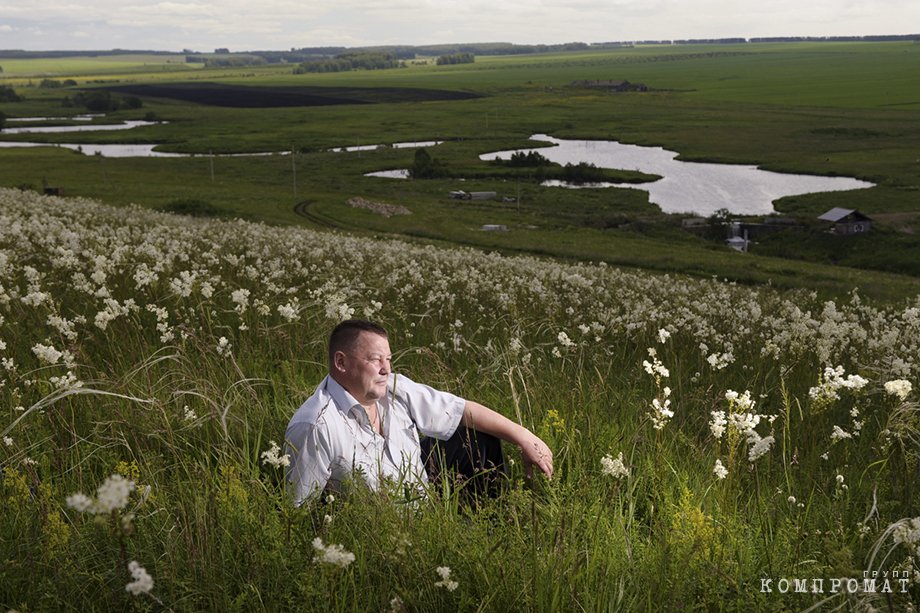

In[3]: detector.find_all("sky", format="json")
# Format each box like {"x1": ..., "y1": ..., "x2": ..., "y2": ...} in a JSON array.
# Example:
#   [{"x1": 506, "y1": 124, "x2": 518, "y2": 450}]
[{"x1": 1, "y1": 0, "x2": 918, "y2": 52}]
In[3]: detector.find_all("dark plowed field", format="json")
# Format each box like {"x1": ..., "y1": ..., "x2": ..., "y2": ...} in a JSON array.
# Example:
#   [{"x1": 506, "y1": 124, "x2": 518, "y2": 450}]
[{"x1": 103, "y1": 83, "x2": 481, "y2": 108}]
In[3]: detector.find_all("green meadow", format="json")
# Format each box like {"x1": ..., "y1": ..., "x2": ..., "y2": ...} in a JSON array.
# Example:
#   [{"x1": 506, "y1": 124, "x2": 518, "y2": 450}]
[{"x1": 2, "y1": 42, "x2": 920, "y2": 612}]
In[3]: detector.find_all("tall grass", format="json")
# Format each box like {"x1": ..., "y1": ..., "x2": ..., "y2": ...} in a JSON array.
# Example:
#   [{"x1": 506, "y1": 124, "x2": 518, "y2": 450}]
[{"x1": 1, "y1": 187, "x2": 918, "y2": 611}]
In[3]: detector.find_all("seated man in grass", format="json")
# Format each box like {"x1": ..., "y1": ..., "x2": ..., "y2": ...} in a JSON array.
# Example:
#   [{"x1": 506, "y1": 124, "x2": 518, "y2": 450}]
[{"x1": 285, "y1": 319, "x2": 553, "y2": 505}]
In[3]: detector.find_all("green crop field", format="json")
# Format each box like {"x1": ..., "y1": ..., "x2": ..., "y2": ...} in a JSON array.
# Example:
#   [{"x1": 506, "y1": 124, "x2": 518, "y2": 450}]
[
  {"x1": 3, "y1": 43, "x2": 920, "y2": 301},
  {"x1": 2, "y1": 42, "x2": 920, "y2": 611}
]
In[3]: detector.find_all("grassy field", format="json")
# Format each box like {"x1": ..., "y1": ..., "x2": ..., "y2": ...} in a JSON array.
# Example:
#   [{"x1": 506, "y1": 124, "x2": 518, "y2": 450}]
[
  {"x1": 1, "y1": 42, "x2": 920, "y2": 301},
  {"x1": 1, "y1": 186, "x2": 919, "y2": 611},
  {"x1": 2, "y1": 42, "x2": 920, "y2": 611}
]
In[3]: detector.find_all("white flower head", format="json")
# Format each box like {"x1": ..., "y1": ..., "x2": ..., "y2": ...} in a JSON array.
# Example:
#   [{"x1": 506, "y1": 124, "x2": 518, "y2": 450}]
[
  {"x1": 600, "y1": 452, "x2": 629, "y2": 479},
  {"x1": 713, "y1": 459, "x2": 728, "y2": 480},
  {"x1": 312, "y1": 537, "x2": 355, "y2": 568},
  {"x1": 435, "y1": 566, "x2": 459, "y2": 591},
  {"x1": 884, "y1": 379, "x2": 912, "y2": 401},
  {"x1": 94, "y1": 473, "x2": 136, "y2": 514},
  {"x1": 260, "y1": 440, "x2": 291, "y2": 468},
  {"x1": 125, "y1": 560, "x2": 154, "y2": 595}
]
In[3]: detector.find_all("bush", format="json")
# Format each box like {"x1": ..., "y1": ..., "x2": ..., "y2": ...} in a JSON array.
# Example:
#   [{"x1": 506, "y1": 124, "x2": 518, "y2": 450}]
[
  {"x1": 160, "y1": 198, "x2": 223, "y2": 217},
  {"x1": 0, "y1": 85, "x2": 21, "y2": 102}
]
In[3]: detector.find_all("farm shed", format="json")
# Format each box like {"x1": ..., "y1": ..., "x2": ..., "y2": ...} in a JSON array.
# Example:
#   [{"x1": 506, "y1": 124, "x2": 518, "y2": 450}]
[
  {"x1": 817, "y1": 208, "x2": 873, "y2": 235},
  {"x1": 448, "y1": 190, "x2": 497, "y2": 201}
]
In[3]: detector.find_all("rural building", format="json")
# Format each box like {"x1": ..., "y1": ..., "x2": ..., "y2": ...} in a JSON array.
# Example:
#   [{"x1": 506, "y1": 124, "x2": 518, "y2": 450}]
[
  {"x1": 449, "y1": 190, "x2": 497, "y2": 201},
  {"x1": 481, "y1": 224, "x2": 508, "y2": 232},
  {"x1": 817, "y1": 208, "x2": 873, "y2": 235},
  {"x1": 570, "y1": 79, "x2": 648, "y2": 92}
]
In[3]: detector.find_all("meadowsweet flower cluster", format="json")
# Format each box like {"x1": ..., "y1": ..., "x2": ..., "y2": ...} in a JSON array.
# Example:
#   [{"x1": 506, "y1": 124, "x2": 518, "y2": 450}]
[
  {"x1": 125, "y1": 561, "x2": 154, "y2": 595},
  {"x1": 884, "y1": 379, "x2": 912, "y2": 401},
  {"x1": 66, "y1": 474, "x2": 136, "y2": 515},
  {"x1": 808, "y1": 365, "x2": 869, "y2": 408},
  {"x1": 601, "y1": 452, "x2": 630, "y2": 479},
  {"x1": 260, "y1": 440, "x2": 291, "y2": 468},
  {"x1": 434, "y1": 566, "x2": 459, "y2": 591},
  {"x1": 312, "y1": 537, "x2": 356, "y2": 568},
  {"x1": 713, "y1": 459, "x2": 728, "y2": 480}
]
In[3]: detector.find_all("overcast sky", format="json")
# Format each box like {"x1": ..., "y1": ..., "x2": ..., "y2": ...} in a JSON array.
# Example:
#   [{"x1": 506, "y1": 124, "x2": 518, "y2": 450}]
[{"x1": 1, "y1": 0, "x2": 918, "y2": 52}]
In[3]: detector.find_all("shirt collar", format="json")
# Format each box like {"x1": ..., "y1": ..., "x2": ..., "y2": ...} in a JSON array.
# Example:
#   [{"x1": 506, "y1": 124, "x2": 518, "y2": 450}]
[{"x1": 324, "y1": 375, "x2": 364, "y2": 417}]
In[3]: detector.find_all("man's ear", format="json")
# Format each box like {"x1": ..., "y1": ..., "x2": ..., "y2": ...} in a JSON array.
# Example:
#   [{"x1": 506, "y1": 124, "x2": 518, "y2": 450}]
[{"x1": 333, "y1": 351, "x2": 347, "y2": 373}]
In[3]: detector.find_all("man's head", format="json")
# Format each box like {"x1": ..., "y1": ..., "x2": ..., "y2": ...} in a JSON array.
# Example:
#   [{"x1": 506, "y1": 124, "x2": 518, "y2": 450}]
[{"x1": 328, "y1": 319, "x2": 392, "y2": 406}]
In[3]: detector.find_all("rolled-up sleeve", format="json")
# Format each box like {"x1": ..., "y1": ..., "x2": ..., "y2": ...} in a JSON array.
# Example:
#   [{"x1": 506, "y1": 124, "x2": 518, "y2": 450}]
[
  {"x1": 393, "y1": 374, "x2": 465, "y2": 441},
  {"x1": 285, "y1": 416, "x2": 335, "y2": 506}
]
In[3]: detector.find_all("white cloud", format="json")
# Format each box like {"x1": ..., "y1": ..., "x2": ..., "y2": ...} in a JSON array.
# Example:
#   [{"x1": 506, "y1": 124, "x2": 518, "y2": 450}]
[{"x1": 1, "y1": 0, "x2": 918, "y2": 50}]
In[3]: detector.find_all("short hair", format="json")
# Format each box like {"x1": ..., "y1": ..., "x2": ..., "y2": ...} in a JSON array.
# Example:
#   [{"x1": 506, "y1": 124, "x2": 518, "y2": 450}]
[{"x1": 328, "y1": 319, "x2": 388, "y2": 363}]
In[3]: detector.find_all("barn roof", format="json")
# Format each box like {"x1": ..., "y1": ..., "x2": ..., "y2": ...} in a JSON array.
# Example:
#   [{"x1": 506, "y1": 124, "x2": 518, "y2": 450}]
[{"x1": 817, "y1": 208, "x2": 872, "y2": 222}]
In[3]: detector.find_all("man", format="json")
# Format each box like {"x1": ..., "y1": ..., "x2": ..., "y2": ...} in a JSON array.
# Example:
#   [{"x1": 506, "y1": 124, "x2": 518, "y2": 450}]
[{"x1": 285, "y1": 319, "x2": 553, "y2": 505}]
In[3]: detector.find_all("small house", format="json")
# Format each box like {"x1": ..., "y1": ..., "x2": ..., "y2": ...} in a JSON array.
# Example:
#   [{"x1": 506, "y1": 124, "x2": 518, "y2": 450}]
[{"x1": 817, "y1": 208, "x2": 873, "y2": 235}]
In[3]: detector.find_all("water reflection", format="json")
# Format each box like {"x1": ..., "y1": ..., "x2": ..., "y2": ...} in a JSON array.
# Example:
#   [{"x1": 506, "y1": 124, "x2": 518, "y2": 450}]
[
  {"x1": 480, "y1": 134, "x2": 874, "y2": 216},
  {"x1": 3, "y1": 120, "x2": 160, "y2": 134}
]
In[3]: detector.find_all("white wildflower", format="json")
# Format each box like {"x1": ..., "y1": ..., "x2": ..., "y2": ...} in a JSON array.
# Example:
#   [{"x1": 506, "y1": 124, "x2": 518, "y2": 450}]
[
  {"x1": 94, "y1": 474, "x2": 136, "y2": 514},
  {"x1": 31, "y1": 343, "x2": 63, "y2": 365},
  {"x1": 125, "y1": 560, "x2": 154, "y2": 595},
  {"x1": 231, "y1": 288, "x2": 250, "y2": 314},
  {"x1": 435, "y1": 566, "x2": 459, "y2": 592},
  {"x1": 710, "y1": 411, "x2": 727, "y2": 439},
  {"x1": 260, "y1": 440, "x2": 291, "y2": 468},
  {"x1": 713, "y1": 459, "x2": 728, "y2": 480},
  {"x1": 884, "y1": 379, "x2": 912, "y2": 401},
  {"x1": 600, "y1": 452, "x2": 629, "y2": 479},
  {"x1": 747, "y1": 434, "x2": 775, "y2": 463},
  {"x1": 830, "y1": 425, "x2": 852, "y2": 442},
  {"x1": 312, "y1": 537, "x2": 355, "y2": 568},
  {"x1": 216, "y1": 336, "x2": 232, "y2": 357},
  {"x1": 65, "y1": 492, "x2": 94, "y2": 513},
  {"x1": 277, "y1": 302, "x2": 299, "y2": 321}
]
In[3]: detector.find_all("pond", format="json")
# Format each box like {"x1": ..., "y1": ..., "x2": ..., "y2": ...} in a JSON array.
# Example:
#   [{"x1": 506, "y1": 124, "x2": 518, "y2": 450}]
[
  {"x1": 0, "y1": 118, "x2": 441, "y2": 158},
  {"x1": 479, "y1": 134, "x2": 874, "y2": 216},
  {"x1": 2, "y1": 120, "x2": 160, "y2": 135}
]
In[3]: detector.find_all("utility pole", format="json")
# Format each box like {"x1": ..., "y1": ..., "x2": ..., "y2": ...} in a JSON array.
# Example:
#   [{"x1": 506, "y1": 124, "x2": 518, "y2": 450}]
[{"x1": 291, "y1": 145, "x2": 297, "y2": 196}]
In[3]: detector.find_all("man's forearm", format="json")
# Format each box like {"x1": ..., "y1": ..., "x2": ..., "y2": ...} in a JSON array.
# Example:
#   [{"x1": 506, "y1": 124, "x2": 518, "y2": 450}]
[{"x1": 461, "y1": 400, "x2": 554, "y2": 478}]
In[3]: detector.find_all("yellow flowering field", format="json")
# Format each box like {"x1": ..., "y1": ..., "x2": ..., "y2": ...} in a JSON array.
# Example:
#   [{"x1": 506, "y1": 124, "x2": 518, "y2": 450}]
[{"x1": 1, "y1": 187, "x2": 918, "y2": 611}]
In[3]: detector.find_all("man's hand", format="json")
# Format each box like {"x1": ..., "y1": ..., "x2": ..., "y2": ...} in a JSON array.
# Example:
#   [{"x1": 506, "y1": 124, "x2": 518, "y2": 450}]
[{"x1": 519, "y1": 432, "x2": 554, "y2": 480}]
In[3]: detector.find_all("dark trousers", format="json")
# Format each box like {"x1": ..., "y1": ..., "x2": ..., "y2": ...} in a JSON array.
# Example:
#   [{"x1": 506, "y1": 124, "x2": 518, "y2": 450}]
[{"x1": 420, "y1": 426, "x2": 509, "y2": 501}]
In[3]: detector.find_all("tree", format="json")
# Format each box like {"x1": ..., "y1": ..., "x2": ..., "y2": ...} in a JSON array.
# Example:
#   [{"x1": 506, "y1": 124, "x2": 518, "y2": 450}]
[
  {"x1": 0, "y1": 85, "x2": 21, "y2": 102},
  {"x1": 408, "y1": 148, "x2": 449, "y2": 179}
]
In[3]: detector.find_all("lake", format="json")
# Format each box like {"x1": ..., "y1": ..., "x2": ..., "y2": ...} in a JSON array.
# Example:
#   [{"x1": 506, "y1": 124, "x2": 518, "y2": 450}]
[{"x1": 479, "y1": 134, "x2": 874, "y2": 216}]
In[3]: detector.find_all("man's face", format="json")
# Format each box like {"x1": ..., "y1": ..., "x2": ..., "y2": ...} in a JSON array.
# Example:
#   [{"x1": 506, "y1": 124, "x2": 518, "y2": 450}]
[{"x1": 334, "y1": 331, "x2": 392, "y2": 406}]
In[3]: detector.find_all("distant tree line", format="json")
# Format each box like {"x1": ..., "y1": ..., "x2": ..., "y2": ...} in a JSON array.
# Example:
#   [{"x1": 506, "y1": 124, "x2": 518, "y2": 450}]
[
  {"x1": 38, "y1": 78, "x2": 78, "y2": 88},
  {"x1": 436, "y1": 53, "x2": 475, "y2": 65},
  {"x1": 294, "y1": 52, "x2": 403, "y2": 73},
  {"x1": 492, "y1": 151, "x2": 552, "y2": 167},
  {"x1": 61, "y1": 91, "x2": 143, "y2": 112}
]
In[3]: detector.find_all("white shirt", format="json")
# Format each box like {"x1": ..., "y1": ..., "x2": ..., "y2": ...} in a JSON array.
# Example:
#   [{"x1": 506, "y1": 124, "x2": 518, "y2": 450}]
[{"x1": 284, "y1": 373, "x2": 465, "y2": 505}]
